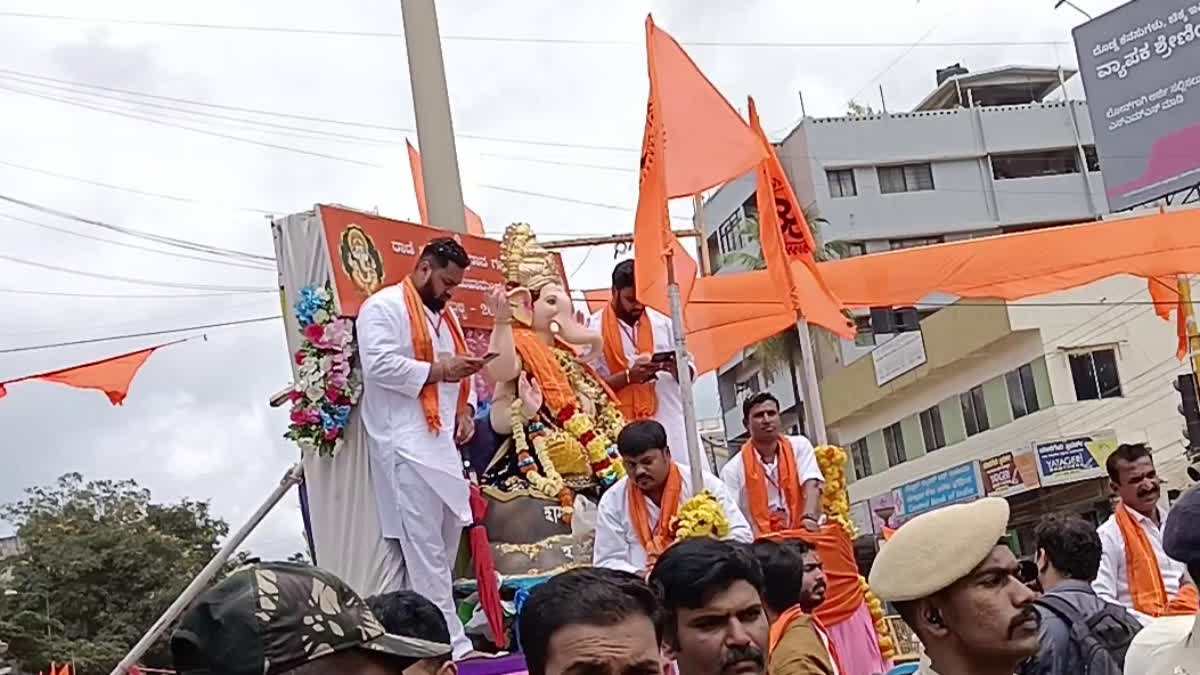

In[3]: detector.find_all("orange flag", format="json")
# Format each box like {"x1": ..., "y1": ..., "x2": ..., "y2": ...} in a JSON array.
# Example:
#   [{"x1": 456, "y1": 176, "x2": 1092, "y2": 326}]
[
  {"x1": 0, "y1": 344, "x2": 161, "y2": 404},
  {"x1": 1147, "y1": 276, "x2": 1188, "y2": 360},
  {"x1": 633, "y1": 15, "x2": 766, "y2": 316},
  {"x1": 747, "y1": 97, "x2": 854, "y2": 339},
  {"x1": 406, "y1": 139, "x2": 485, "y2": 237}
]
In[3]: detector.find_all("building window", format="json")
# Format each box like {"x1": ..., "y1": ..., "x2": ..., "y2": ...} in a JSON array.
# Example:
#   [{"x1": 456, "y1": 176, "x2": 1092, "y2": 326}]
[
  {"x1": 716, "y1": 209, "x2": 745, "y2": 256},
  {"x1": 843, "y1": 241, "x2": 867, "y2": 257},
  {"x1": 883, "y1": 422, "x2": 907, "y2": 467},
  {"x1": 888, "y1": 236, "x2": 944, "y2": 250},
  {"x1": 991, "y1": 148, "x2": 1080, "y2": 180},
  {"x1": 854, "y1": 315, "x2": 876, "y2": 347},
  {"x1": 1070, "y1": 348, "x2": 1122, "y2": 400},
  {"x1": 827, "y1": 169, "x2": 857, "y2": 198},
  {"x1": 960, "y1": 385, "x2": 990, "y2": 436},
  {"x1": 849, "y1": 438, "x2": 872, "y2": 478},
  {"x1": 1084, "y1": 145, "x2": 1100, "y2": 172},
  {"x1": 919, "y1": 406, "x2": 946, "y2": 451},
  {"x1": 878, "y1": 163, "x2": 934, "y2": 194},
  {"x1": 1005, "y1": 363, "x2": 1040, "y2": 419}
]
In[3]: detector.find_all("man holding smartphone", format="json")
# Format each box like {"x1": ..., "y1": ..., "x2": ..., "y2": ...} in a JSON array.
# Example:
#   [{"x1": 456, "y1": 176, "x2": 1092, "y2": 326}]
[{"x1": 589, "y1": 259, "x2": 698, "y2": 467}]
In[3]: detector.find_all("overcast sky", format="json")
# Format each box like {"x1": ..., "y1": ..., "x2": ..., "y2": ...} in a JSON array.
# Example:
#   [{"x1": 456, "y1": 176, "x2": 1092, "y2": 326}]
[{"x1": 0, "y1": 0, "x2": 1121, "y2": 557}]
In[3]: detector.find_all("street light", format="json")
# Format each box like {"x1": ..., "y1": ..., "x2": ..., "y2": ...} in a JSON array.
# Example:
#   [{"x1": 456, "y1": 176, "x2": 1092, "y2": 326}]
[{"x1": 1054, "y1": 0, "x2": 1094, "y2": 20}]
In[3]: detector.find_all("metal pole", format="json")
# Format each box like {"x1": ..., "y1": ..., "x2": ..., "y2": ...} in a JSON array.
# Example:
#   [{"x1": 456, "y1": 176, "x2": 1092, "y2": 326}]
[
  {"x1": 109, "y1": 463, "x2": 305, "y2": 675},
  {"x1": 794, "y1": 318, "x2": 828, "y2": 445},
  {"x1": 401, "y1": 0, "x2": 467, "y2": 233},
  {"x1": 665, "y1": 252, "x2": 705, "y2": 489},
  {"x1": 1059, "y1": 66, "x2": 1099, "y2": 218}
]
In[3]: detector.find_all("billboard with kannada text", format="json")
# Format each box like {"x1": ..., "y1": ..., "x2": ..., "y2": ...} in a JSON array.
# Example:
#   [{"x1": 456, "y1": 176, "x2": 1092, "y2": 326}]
[{"x1": 1072, "y1": 0, "x2": 1200, "y2": 210}]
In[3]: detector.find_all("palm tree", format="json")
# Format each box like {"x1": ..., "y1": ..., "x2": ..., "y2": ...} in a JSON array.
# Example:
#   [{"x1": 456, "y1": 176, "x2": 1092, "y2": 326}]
[{"x1": 720, "y1": 205, "x2": 846, "y2": 432}]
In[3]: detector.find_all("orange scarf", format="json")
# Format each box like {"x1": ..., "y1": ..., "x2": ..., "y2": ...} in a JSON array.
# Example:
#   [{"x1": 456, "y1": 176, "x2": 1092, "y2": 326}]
[
  {"x1": 401, "y1": 277, "x2": 470, "y2": 433},
  {"x1": 628, "y1": 462, "x2": 683, "y2": 559},
  {"x1": 601, "y1": 307, "x2": 657, "y2": 420},
  {"x1": 742, "y1": 437, "x2": 805, "y2": 534},
  {"x1": 1114, "y1": 501, "x2": 1199, "y2": 617},
  {"x1": 768, "y1": 606, "x2": 846, "y2": 675}
]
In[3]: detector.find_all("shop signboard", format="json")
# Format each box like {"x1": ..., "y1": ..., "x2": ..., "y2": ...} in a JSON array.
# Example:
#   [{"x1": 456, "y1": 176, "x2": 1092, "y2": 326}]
[
  {"x1": 900, "y1": 462, "x2": 983, "y2": 518},
  {"x1": 1033, "y1": 430, "x2": 1119, "y2": 487},
  {"x1": 873, "y1": 331, "x2": 928, "y2": 386},
  {"x1": 979, "y1": 449, "x2": 1042, "y2": 498},
  {"x1": 850, "y1": 500, "x2": 874, "y2": 535},
  {"x1": 868, "y1": 491, "x2": 905, "y2": 533}
]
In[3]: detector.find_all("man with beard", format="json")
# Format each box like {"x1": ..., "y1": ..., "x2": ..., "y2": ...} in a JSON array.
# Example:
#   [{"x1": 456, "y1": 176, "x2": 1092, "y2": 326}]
[
  {"x1": 357, "y1": 237, "x2": 487, "y2": 658},
  {"x1": 594, "y1": 420, "x2": 752, "y2": 575},
  {"x1": 589, "y1": 259, "x2": 698, "y2": 466},
  {"x1": 752, "y1": 539, "x2": 841, "y2": 675},
  {"x1": 870, "y1": 498, "x2": 1040, "y2": 675},
  {"x1": 1094, "y1": 444, "x2": 1196, "y2": 624},
  {"x1": 650, "y1": 538, "x2": 770, "y2": 675}
]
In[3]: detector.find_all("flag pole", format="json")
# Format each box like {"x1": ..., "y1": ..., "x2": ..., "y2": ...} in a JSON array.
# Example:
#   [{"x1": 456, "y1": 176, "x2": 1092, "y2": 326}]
[
  {"x1": 665, "y1": 251, "x2": 705, "y2": 489},
  {"x1": 793, "y1": 318, "x2": 828, "y2": 446},
  {"x1": 108, "y1": 463, "x2": 305, "y2": 675}
]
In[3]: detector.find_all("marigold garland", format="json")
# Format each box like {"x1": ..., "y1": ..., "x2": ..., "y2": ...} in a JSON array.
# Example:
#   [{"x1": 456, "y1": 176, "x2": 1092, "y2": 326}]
[
  {"x1": 671, "y1": 491, "x2": 731, "y2": 541},
  {"x1": 510, "y1": 399, "x2": 575, "y2": 524},
  {"x1": 814, "y1": 444, "x2": 896, "y2": 660}
]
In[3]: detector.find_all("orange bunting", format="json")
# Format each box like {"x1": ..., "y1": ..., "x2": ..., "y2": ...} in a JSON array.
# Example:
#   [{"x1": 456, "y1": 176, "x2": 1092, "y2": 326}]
[
  {"x1": 1147, "y1": 276, "x2": 1189, "y2": 360},
  {"x1": 406, "y1": 139, "x2": 485, "y2": 237},
  {"x1": 0, "y1": 345, "x2": 161, "y2": 404}
]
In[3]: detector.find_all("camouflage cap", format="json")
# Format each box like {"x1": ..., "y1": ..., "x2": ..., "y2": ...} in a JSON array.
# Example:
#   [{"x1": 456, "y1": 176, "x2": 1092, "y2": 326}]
[{"x1": 171, "y1": 561, "x2": 452, "y2": 675}]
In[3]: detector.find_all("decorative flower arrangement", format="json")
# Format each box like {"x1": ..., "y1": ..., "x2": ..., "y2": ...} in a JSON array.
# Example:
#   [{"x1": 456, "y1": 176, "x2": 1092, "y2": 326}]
[
  {"x1": 814, "y1": 444, "x2": 895, "y2": 660},
  {"x1": 510, "y1": 399, "x2": 574, "y2": 524},
  {"x1": 671, "y1": 492, "x2": 731, "y2": 541},
  {"x1": 284, "y1": 285, "x2": 362, "y2": 457}
]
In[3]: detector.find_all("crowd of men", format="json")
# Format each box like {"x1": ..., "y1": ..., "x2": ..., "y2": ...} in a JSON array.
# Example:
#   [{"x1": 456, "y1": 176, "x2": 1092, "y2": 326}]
[{"x1": 171, "y1": 238, "x2": 1199, "y2": 675}]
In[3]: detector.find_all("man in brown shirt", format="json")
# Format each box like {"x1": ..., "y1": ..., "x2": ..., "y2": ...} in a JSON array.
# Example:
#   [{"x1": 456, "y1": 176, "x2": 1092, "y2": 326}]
[{"x1": 752, "y1": 539, "x2": 839, "y2": 675}]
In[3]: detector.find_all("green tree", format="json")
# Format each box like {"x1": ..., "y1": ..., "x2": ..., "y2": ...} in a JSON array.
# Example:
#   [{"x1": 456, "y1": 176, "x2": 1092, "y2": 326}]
[
  {"x1": 0, "y1": 473, "x2": 231, "y2": 675},
  {"x1": 720, "y1": 206, "x2": 850, "y2": 427},
  {"x1": 846, "y1": 99, "x2": 878, "y2": 117}
]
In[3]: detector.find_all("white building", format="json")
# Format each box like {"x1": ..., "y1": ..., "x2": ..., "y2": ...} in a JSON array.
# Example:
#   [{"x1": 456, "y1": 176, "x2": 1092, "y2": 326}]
[{"x1": 703, "y1": 64, "x2": 1194, "y2": 554}]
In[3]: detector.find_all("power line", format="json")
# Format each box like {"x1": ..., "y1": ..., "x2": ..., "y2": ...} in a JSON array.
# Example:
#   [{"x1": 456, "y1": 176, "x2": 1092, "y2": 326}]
[
  {"x1": 0, "y1": 315, "x2": 282, "y2": 354},
  {"x1": 478, "y1": 183, "x2": 691, "y2": 221},
  {"x1": 0, "y1": 287, "x2": 276, "y2": 300},
  {"x1": 0, "y1": 252, "x2": 275, "y2": 292},
  {"x1": 0, "y1": 158, "x2": 278, "y2": 215},
  {"x1": 0, "y1": 212, "x2": 276, "y2": 271},
  {"x1": 0, "y1": 194, "x2": 275, "y2": 262},
  {"x1": 0, "y1": 11, "x2": 1070, "y2": 48}
]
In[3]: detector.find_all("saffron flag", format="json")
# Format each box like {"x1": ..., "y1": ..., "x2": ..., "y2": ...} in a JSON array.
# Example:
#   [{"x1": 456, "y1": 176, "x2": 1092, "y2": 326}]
[
  {"x1": 747, "y1": 97, "x2": 854, "y2": 338},
  {"x1": 0, "y1": 344, "x2": 161, "y2": 404},
  {"x1": 1147, "y1": 276, "x2": 1189, "y2": 360},
  {"x1": 406, "y1": 139, "x2": 485, "y2": 237},
  {"x1": 633, "y1": 15, "x2": 766, "y2": 316}
]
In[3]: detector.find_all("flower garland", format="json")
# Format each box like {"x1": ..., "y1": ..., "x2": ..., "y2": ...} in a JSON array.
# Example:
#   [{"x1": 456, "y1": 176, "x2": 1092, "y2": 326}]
[
  {"x1": 284, "y1": 285, "x2": 362, "y2": 457},
  {"x1": 671, "y1": 491, "x2": 731, "y2": 541},
  {"x1": 814, "y1": 444, "x2": 896, "y2": 661},
  {"x1": 510, "y1": 399, "x2": 575, "y2": 524},
  {"x1": 552, "y1": 349, "x2": 626, "y2": 486}
]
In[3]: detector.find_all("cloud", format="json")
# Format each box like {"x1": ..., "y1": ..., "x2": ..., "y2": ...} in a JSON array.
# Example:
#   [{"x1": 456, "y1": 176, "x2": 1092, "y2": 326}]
[{"x1": 0, "y1": 0, "x2": 1124, "y2": 557}]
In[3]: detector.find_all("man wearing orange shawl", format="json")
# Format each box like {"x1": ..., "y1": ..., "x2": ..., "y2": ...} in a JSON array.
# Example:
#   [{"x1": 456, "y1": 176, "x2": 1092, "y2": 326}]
[
  {"x1": 589, "y1": 259, "x2": 698, "y2": 467},
  {"x1": 357, "y1": 238, "x2": 487, "y2": 658},
  {"x1": 1094, "y1": 444, "x2": 1197, "y2": 625},
  {"x1": 594, "y1": 420, "x2": 751, "y2": 574},
  {"x1": 753, "y1": 539, "x2": 843, "y2": 675},
  {"x1": 721, "y1": 393, "x2": 825, "y2": 537}
]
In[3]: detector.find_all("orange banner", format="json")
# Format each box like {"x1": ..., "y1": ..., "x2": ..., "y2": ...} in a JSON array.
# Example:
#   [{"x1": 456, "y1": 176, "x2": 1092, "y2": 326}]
[{"x1": 318, "y1": 205, "x2": 566, "y2": 329}]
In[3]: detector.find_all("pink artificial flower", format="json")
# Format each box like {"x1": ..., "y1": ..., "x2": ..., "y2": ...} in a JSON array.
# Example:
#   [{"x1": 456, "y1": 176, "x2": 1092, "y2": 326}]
[
  {"x1": 324, "y1": 428, "x2": 340, "y2": 441},
  {"x1": 288, "y1": 389, "x2": 304, "y2": 402},
  {"x1": 304, "y1": 324, "x2": 325, "y2": 344},
  {"x1": 328, "y1": 370, "x2": 348, "y2": 390},
  {"x1": 294, "y1": 351, "x2": 306, "y2": 365},
  {"x1": 290, "y1": 407, "x2": 308, "y2": 423}
]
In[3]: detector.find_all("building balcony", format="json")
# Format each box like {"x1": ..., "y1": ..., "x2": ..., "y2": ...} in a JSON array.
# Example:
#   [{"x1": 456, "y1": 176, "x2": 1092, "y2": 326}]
[{"x1": 819, "y1": 300, "x2": 1016, "y2": 427}]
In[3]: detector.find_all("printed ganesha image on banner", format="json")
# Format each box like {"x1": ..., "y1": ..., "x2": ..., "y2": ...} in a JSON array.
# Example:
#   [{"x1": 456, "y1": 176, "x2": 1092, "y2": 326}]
[{"x1": 317, "y1": 204, "x2": 569, "y2": 330}]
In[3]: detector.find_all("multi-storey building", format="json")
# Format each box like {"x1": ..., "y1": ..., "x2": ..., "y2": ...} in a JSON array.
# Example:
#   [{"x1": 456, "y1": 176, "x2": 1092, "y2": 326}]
[{"x1": 704, "y1": 64, "x2": 1194, "y2": 553}]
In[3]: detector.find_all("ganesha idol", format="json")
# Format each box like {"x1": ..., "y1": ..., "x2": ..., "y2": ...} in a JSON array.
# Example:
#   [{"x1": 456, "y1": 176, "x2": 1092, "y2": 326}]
[{"x1": 462, "y1": 223, "x2": 627, "y2": 580}]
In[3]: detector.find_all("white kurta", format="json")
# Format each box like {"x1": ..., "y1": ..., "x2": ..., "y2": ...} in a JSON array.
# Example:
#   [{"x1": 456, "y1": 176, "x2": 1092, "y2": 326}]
[
  {"x1": 720, "y1": 435, "x2": 825, "y2": 536},
  {"x1": 593, "y1": 461, "x2": 753, "y2": 573},
  {"x1": 588, "y1": 306, "x2": 698, "y2": 467},
  {"x1": 1123, "y1": 613, "x2": 1200, "y2": 675},
  {"x1": 356, "y1": 283, "x2": 476, "y2": 658},
  {"x1": 1093, "y1": 504, "x2": 1189, "y2": 625}
]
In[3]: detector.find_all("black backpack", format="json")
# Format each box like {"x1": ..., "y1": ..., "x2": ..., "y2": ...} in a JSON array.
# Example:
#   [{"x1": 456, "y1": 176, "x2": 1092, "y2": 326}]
[{"x1": 1031, "y1": 594, "x2": 1142, "y2": 675}]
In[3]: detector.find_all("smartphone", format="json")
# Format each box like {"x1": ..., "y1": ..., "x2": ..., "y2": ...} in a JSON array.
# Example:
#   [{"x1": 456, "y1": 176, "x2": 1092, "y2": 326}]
[
  {"x1": 650, "y1": 350, "x2": 676, "y2": 363},
  {"x1": 481, "y1": 352, "x2": 501, "y2": 363}
]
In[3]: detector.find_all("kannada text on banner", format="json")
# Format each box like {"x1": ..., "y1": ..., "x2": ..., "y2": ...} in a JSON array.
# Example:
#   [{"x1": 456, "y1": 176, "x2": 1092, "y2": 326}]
[{"x1": 318, "y1": 205, "x2": 567, "y2": 330}]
